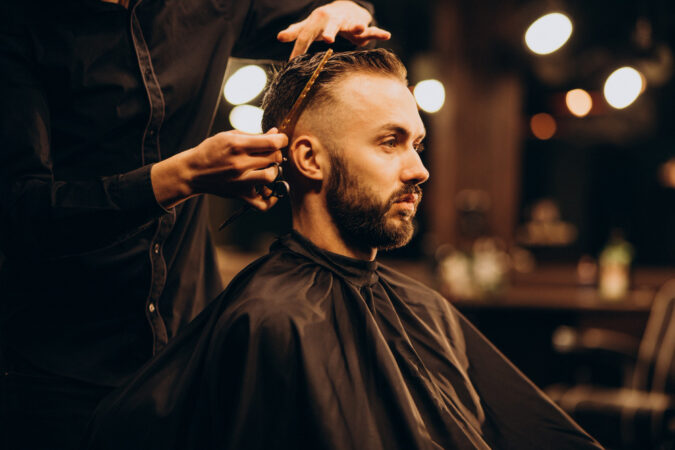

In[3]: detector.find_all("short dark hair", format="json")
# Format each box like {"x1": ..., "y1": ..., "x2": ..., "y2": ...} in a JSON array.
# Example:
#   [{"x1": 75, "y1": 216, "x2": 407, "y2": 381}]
[{"x1": 261, "y1": 49, "x2": 408, "y2": 133}]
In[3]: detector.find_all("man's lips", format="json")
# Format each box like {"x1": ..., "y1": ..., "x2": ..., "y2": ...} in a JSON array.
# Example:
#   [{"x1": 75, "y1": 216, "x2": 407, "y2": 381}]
[
  {"x1": 395, "y1": 193, "x2": 419, "y2": 205},
  {"x1": 392, "y1": 195, "x2": 419, "y2": 215}
]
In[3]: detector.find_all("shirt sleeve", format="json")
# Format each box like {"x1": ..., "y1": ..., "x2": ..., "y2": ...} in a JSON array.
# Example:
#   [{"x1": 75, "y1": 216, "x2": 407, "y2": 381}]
[
  {"x1": 0, "y1": 24, "x2": 167, "y2": 260},
  {"x1": 231, "y1": 0, "x2": 375, "y2": 60}
]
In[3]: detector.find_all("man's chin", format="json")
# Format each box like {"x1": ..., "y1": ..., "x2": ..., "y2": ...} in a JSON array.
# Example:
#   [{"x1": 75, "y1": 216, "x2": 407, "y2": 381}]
[
  {"x1": 377, "y1": 234, "x2": 413, "y2": 251},
  {"x1": 377, "y1": 220, "x2": 415, "y2": 250}
]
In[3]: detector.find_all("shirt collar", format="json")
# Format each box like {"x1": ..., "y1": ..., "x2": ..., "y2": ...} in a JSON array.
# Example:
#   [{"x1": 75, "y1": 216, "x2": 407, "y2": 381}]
[{"x1": 273, "y1": 230, "x2": 379, "y2": 288}]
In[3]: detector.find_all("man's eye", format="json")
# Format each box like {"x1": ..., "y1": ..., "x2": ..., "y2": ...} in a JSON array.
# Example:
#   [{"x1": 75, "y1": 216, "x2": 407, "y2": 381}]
[
  {"x1": 382, "y1": 138, "x2": 397, "y2": 148},
  {"x1": 414, "y1": 142, "x2": 425, "y2": 153}
]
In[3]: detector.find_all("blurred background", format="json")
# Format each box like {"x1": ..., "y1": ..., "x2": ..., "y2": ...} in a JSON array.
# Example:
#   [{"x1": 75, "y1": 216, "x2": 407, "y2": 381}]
[{"x1": 211, "y1": 1, "x2": 675, "y2": 448}]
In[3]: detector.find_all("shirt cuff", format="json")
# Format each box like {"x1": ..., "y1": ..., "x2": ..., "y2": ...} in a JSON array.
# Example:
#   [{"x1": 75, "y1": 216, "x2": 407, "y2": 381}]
[{"x1": 112, "y1": 164, "x2": 171, "y2": 217}]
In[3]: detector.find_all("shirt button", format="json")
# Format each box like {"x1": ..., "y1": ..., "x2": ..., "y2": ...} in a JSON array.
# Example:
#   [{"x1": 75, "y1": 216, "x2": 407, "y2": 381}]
[
  {"x1": 148, "y1": 303, "x2": 156, "y2": 313},
  {"x1": 148, "y1": 128, "x2": 155, "y2": 136},
  {"x1": 153, "y1": 243, "x2": 160, "y2": 254}
]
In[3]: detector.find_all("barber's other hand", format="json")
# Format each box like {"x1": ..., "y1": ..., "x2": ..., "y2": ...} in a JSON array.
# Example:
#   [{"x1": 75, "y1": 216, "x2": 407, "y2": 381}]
[
  {"x1": 277, "y1": 1, "x2": 391, "y2": 60},
  {"x1": 151, "y1": 128, "x2": 287, "y2": 211}
]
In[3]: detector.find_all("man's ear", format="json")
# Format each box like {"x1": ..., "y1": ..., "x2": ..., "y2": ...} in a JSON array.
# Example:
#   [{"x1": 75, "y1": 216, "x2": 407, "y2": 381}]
[{"x1": 288, "y1": 135, "x2": 328, "y2": 181}]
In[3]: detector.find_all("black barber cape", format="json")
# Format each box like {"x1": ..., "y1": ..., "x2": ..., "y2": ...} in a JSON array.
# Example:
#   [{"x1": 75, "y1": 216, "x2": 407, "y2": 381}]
[{"x1": 85, "y1": 231, "x2": 601, "y2": 450}]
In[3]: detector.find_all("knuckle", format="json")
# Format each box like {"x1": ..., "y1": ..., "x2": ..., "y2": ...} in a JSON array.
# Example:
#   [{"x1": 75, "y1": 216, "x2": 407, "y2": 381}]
[
  {"x1": 203, "y1": 133, "x2": 219, "y2": 150},
  {"x1": 227, "y1": 134, "x2": 243, "y2": 148},
  {"x1": 215, "y1": 133, "x2": 238, "y2": 153},
  {"x1": 229, "y1": 158, "x2": 244, "y2": 172},
  {"x1": 312, "y1": 7, "x2": 328, "y2": 20},
  {"x1": 216, "y1": 132, "x2": 231, "y2": 145}
]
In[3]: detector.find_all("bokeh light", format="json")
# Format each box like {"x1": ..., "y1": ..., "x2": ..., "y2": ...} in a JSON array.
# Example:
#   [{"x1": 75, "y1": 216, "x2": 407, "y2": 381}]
[
  {"x1": 530, "y1": 113, "x2": 557, "y2": 140},
  {"x1": 659, "y1": 159, "x2": 675, "y2": 188},
  {"x1": 565, "y1": 89, "x2": 593, "y2": 117},
  {"x1": 229, "y1": 105, "x2": 263, "y2": 134},
  {"x1": 413, "y1": 79, "x2": 445, "y2": 113},
  {"x1": 525, "y1": 13, "x2": 573, "y2": 55},
  {"x1": 603, "y1": 66, "x2": 644, "y2": 109},
  {"x1": 224, "y1": 65, "x2": 267, "y2": 105}
]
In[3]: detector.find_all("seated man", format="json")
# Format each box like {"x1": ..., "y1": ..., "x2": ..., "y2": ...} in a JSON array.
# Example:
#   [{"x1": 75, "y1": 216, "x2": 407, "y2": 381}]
[{"x1": 85, "y1": 49, "x2": 601, "y2": 449}]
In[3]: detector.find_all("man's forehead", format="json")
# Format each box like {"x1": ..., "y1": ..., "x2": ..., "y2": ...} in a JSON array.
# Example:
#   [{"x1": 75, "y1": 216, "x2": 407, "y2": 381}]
[{"x1": 329, "y1": 73, "x2": 425, "y2": 137}]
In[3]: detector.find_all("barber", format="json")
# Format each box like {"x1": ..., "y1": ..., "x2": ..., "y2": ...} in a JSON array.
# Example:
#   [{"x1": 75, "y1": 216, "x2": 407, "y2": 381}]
[{"x1": 0, "y1": 1, "x2": 389, "y2": 448}]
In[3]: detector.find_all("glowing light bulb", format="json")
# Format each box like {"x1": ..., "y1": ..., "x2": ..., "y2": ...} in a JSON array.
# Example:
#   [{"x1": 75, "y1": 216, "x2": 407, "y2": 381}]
[
  {"x1": 565, "y1": 89, "x2": 593, "y2": 117},
  {"x1": 224, "y1": 65, "x2": 267, "y2": 105},
  {"x1": 525, "y1": 13, "x2": 573, "y2": 55},
  {"x1": 530, "y1": 113, "x2": 556, "y2": 140},
  {"x1": 603, "y1": 67, "x2": 644, "y2": 109},
  {"x1": 413, "y1": 79, "x2": 445, "y2": 113},
  {"x1": 229, "y1": 105, "x2": 263, "y2": 134}
]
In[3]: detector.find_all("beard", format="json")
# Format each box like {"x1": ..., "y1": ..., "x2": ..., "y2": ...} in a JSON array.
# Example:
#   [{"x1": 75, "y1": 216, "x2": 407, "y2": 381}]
[{"x1": 325, "y1": 152, "x2": 422, "y2": 252}]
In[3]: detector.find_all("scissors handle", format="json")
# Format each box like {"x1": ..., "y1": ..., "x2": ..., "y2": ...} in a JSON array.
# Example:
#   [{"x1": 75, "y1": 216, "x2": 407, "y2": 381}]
[{"x1": 217, "y1": 166, "x2": 290, "y2": 231}]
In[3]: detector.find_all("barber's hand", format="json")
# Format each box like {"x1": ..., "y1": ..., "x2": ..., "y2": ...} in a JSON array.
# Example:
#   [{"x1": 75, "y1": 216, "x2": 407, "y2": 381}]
[
  {"x1": 151, "y1": 128, "x2": 287, "y2": 211},
  {"x1": 277, "y1": 1, "x2": 391, "y2": 60}
]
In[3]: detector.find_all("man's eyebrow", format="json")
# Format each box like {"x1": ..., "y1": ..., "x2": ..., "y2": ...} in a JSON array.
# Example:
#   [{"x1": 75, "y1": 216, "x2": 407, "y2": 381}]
[{"x1": 379, "y1": 123, "x2": 426, "y2": 140}]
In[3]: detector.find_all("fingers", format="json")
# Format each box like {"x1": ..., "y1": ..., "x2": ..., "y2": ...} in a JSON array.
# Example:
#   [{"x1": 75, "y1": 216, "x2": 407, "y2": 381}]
[
  {"x1": 277, "y1": 21, "x2": 304, "y2": 43},
  {"x1": 358, "y1": 26, "x2": 391, "y2": 41},
  {"x1": 320, "y1": 20, "x2": 340, "y2": 44},
  {"x1": 343, "y1": 21, "x2": 365, "y2": 34},
  {"x1": 230, "y1": 126, "x2": 282, "y2": 136},
  {"x1": 240, "y1": 164, "x2": 286, "y2": 210},
  {"x1": 242, "y1": 195, "x2": 279, "y2": 211},
  {"x1": 219, "y1": 131, "x2": 288, "y2": 155},
  {"x1": 242, "y1": 187, "x2": 280, "y2": 211},
  {"x1": 237, "y1": 154, "x2": 284, "y2": 175},
  {"x1": 241, "y1": 163, "x2": 280, "y2": 185},
  {"x1": 210, "y1": 130, "x2": 286, "y2": 175},
  {"x1": 280, "y1": 1, "x2": 389, "y2": 59},
  {"x1": 289, "y1": 28, "x2": 318, "y2": 60},
  {"x1": 340, "y1": 26, "x2": 391, "y2": 46}
]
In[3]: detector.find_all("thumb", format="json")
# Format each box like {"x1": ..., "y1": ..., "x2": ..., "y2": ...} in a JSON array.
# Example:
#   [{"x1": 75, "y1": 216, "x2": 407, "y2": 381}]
[{"x1": 243, "y1": 191, "x2": 280, "y2": 211}]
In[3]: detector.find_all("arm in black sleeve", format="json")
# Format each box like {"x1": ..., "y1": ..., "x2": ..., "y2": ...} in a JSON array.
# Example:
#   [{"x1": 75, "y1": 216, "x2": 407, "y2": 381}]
[{"x1": 0, "y1": 24, "x2": 167, "y2": 260}]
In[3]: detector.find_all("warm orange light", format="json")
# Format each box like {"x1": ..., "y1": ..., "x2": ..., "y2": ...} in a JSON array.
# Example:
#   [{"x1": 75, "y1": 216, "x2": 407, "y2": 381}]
[
  {"x1": 660, "y1": 159, "x2": 675, "y2": 188},
  {"x1": 565, "y1": 89, "x2": 592, "y2": 117},
  {"x1": 530, "y1": 113, "x2": 556, "y2": 140}
]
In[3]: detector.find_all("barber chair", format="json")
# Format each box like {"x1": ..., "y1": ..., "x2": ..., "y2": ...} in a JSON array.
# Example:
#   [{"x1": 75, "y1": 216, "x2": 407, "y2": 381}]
[{"x1": 546, "y1": 279, "x2": 675, "y2": 450}]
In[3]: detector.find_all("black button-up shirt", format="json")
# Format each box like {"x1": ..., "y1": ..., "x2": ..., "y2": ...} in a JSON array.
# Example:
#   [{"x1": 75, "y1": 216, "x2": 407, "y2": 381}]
[{"x1": 0, "y1": 0, "x2": 340, "y2": 386}]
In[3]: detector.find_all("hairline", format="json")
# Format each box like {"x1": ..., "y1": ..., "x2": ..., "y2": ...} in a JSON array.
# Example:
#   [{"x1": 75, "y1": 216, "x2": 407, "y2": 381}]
[{"x1": 292, "y1": 70, "x2": 409, "y2": 136}]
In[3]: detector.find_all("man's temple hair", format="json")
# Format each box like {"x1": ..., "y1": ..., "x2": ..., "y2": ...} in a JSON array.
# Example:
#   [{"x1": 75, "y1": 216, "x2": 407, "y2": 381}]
[
  {"x1": 261, "y1": 48, "x2": 408, "y2": 134},
  {"x1": 278, "y1": 49, "x2": 334, "y2": 138}
]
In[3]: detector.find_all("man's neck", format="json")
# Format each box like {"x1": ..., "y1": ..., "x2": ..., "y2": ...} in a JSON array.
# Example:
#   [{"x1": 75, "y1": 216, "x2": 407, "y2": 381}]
[{"x1": 292, "y1": 200, "x2": 377, "y2": 261}]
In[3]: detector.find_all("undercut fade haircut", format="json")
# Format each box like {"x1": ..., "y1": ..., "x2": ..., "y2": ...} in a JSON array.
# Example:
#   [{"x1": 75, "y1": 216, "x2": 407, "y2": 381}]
[{"x1": 261, "y1": 48, "x2": 408, "y2": 133}]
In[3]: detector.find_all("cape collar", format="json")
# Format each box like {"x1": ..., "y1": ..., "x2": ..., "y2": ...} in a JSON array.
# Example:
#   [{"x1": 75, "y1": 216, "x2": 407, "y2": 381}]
[{"x1": 273, "y1": 231, "x2": 379, "y2": 288}]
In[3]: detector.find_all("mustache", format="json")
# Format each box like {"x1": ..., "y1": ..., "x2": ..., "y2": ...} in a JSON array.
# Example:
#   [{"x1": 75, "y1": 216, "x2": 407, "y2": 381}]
[{"x1": 387, "y1": 184, "x2": 423, "y2": 207}]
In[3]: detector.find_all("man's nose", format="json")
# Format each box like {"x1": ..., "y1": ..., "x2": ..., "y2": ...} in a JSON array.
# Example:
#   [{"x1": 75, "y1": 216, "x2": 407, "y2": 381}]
[{"x1": 401, "y1": 150, "x2": 430, "y2": 185}]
